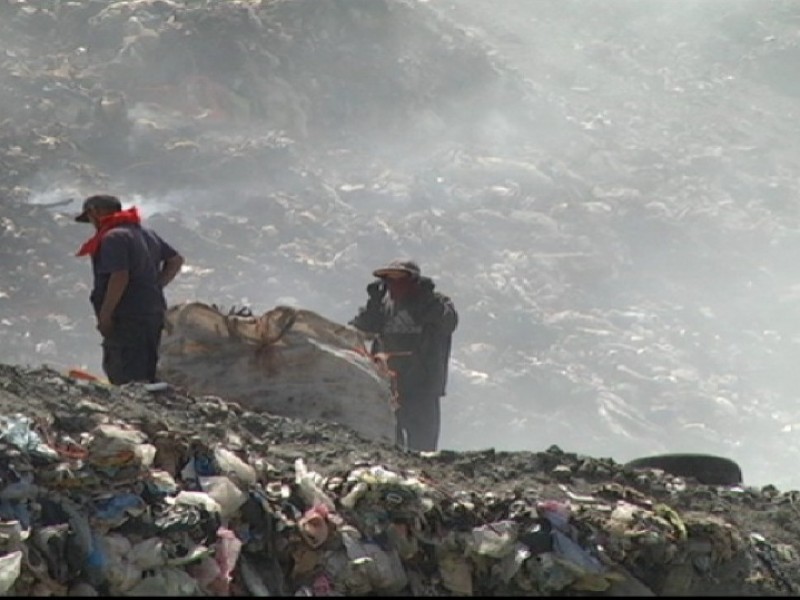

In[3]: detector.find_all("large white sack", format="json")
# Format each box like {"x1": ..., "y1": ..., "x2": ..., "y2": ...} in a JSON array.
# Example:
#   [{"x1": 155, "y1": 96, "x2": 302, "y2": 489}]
[{"x1": 159, "y1": 303, "x2": 396, "y2": 443}]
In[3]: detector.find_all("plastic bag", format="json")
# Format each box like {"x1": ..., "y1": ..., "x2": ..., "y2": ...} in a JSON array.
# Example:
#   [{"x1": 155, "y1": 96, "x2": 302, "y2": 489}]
[
  {"x1": 437, "y1": 552, "x2": 473, "y2": 596},
  {"x1": 469, "y1": 521, "x2": 519, "y2": 559},
  {"x1": 551, "y1": 530, "x2": 604, "y2": 573},
  {"x1": 211, "y1": 527, "x2": 242, "y2": 595},
  {"x1": 537, "y1": 500, "x2": 571, "y2": 532},
  {"x1": 0, "y1": 415, "x2": 58, "y2": 459},
  {"x1": 198, "y1": 476, "x2": 247, "y2": 519},
  {"x1": 295, "y1": 459, "x2": 335, "y2": 512},
  {"x1": 494, "y1": 542, "x2": 531, "y2": 583},
  {"x1": 0, "y1": 550, "x2": 22, "y2": 594},
  {"x1": 130, "y1": 538, "x2": 165, "y2": 570},
  {"x1": 93, "y1": 494, "x2": 147, "y2": 529},
  {"x1": 213, "y1": 446, "x2": 256, "y2": 489},
  {"x1": 87, "y1": 424, "x2": 148, "y2": 466},
  {"x1": 298, "y1": 504, "x2": 330, "y2": 548},
  {"x1": 135, "y1": 444, "x2": 157, "y2": 469},
  {"x1": 0, "y1": 520, "x2": 26, "y2": 549},
  {"x1": 187, "y1": 556, "x2": 221, "y2": 590},
  {"x1": 100, "y1": 534, "x2": 142, "y2": 594},
  {"x1": 0, "y1": 415, "x2": 40, "y2": 451},
  {"x1": 146, "y1": 470, "x2": 178, "y2": 497},
  {"x1": 342, "y1": 528, "x2": 407, "y2": 593},
  {"x1": 173, "y1": 491, "x2": 221, "y2": 514}
]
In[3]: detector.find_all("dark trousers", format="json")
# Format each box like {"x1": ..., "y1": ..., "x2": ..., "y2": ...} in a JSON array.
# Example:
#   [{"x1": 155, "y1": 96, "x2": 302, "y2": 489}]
[
  {"x1": 102, "y1": 314, "x2": 164, "y2": 385},
  {"x1": 395, "y1": 386, "x2": 441, "y2": 452}
]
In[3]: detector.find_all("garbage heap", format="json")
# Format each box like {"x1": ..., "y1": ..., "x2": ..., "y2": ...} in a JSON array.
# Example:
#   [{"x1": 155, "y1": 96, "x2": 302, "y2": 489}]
[
  {"x1": 0, "y1": 364, "x2": 796, "y2": 596},
  {"x1": 0, "y1": 0, "x2": 524, "y2": 199}
]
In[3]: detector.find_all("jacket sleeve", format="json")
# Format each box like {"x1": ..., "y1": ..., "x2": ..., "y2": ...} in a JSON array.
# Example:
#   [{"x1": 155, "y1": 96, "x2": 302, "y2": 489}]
[
  {"x1": 414, "y1": 292, "x2": 458, "y2": 334},
  {"x1": 414, "y1": 291, "x2": 457, "y2": 396},
  {"x1": 349, "y1": 296, "x2": 388, "y2": 334}
]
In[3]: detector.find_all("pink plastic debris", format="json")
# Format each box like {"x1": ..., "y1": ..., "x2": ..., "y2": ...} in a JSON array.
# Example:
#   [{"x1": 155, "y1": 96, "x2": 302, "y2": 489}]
[
  {"x1": 299, "y1": 503, "x2": 332, "y2": 548},
  {"x1": 209, "y1": 527, "x2": 242, "y2": 596}
]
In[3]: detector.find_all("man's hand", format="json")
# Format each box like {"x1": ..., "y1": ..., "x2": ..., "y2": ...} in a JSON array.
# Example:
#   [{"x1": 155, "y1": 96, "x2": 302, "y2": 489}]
[
  {"x1": 98, "y1": 270, "x2": 128, "y2": 337},
  {"x1": 367, "y1": 279, "x2": 386, "y2": 300},
  {"x1": 411, "y1": 278, "x2": 458, "y2": 330},
  {"x1": 97, "y1": 313, "x2": 114, "y2": 338},
  {"x1": 158, "y1": 254, "x2": 184, "y2": 288}
]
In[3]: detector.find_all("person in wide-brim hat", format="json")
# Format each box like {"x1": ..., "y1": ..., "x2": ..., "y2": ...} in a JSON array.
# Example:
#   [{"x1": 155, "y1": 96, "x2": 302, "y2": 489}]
[
  {"x1": 350, "y1": 258, "x2": 458, "y2": 454},
  {"x1": 372, "y1": 259, "x2": 421, "y2": 280}
]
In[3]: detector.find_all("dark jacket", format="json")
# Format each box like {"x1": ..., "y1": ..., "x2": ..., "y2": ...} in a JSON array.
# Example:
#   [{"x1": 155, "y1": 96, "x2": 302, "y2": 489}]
[
  {"x1": 350, "y1": 276, "x2": 458, "y2": 397},
  {"x1": 90, "y1": 224, "x2": 178, "y2": 318}
]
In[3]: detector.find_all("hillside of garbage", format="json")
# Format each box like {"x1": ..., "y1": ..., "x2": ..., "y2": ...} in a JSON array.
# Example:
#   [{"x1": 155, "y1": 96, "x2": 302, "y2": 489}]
[
  {"x1": 0, "y1": 362, "x2": 797, "y2": 596},
  {"x1": 2, "y1": 0, "x2": 800, "y2": 525}
]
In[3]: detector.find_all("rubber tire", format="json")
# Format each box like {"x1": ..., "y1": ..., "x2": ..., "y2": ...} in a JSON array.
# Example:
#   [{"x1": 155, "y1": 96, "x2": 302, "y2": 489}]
[{"x1": 624, "y1": 453, "x2": 743, "y2": 486}]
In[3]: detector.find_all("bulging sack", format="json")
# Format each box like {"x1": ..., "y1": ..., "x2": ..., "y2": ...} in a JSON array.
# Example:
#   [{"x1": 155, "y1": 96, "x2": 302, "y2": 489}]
[{"x1": 159, "y1": 303, "x2": 396, "y2": 443}]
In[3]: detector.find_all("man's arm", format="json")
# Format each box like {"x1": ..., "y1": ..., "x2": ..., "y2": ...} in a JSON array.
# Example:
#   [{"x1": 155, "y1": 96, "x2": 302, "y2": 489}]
[
  {"x1": 94, "y1": 232, "x2": 131, "y2": 337},
  {"x1": 349, "y1": 280, "x2": 388, "y2": 333},
  {"x1": 420, "y1": 294, "x2": 458, "y2": 334},
  {"x1": 413, "y1": 278, "x2": 458, "y2": 334},
  {"x1": 158, "y1": 254, "x2": 184, "y2": 288},
  {"x1": 98, "y1": 270, "x2": 129, "y2": 337}
]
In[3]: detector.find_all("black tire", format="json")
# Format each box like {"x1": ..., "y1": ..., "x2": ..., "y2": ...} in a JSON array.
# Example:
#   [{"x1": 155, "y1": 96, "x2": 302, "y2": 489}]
[{"x1": 624, "y1": 453, "x2": 743, "y2": 486}]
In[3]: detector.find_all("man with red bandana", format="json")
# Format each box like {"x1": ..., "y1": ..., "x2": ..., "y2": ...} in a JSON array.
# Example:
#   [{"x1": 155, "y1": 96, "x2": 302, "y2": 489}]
[
  {"x1": 350, "y1": 260, "x2": 458, "y2": 452},
  {"x1": 75, "y1": 194, "x2": 184, "y2": 384}
]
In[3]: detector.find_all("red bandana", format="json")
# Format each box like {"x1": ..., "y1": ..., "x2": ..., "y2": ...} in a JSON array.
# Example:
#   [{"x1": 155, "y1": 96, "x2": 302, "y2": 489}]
[{"x1": 75, "y1": 207, "x2": 142, "y2": 257}]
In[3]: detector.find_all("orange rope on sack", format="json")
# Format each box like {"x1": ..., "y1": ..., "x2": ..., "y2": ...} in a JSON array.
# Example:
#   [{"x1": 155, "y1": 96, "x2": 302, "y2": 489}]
[
  {"x1": 375, "y1": 352, "x2": 402, "y2": 410},
  {"x1": 352, "y1": 346, "x2": 410, "y2": 408}
]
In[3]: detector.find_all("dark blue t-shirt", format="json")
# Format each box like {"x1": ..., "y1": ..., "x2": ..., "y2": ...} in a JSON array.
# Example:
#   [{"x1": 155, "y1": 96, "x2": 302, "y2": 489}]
[{"x1": 90, "y1": 223, "x2": 178, "y2": 317}]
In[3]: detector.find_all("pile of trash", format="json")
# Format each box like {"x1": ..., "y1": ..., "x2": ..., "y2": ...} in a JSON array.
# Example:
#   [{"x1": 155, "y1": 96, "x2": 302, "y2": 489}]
[
  {"x1": 0, "y1": 0, "x2": 527, "y2": 199},
  {"x1": 0, "y1": 362, "x2": 796, "y2": 596}
]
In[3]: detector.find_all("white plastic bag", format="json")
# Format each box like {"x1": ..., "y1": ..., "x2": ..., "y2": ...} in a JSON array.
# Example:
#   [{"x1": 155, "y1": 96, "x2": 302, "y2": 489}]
[
  {"x1": 198, "y1": 476, "x2": 247, "y2": 519},
  {"x1": 469, "y1": 521, "x2": 519, "y2": 559},
  {"x1": 342, "y1": 528, "x2": 407, "y2": 593},
  {"x1": 0, "y1": 550, "x2": 22, "y2": 595},
  {"x1": 213, "y1": 527, "x2": 242, "y2": 595},
  {"x1": 173, "y1": 491, "x2": 221, "y2": 514},
  {"x1": 295, "y1": 459, "x2": 335, "y2": 512},
  {"x1": 213, "y1": 446, "x2": 256, "y2": 488},
  {"x1": 130, "y1": 538, "x2": 165, "y2": 570}
]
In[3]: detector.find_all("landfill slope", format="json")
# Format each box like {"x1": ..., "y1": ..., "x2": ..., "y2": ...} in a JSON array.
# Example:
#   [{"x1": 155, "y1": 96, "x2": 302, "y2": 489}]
[
  {"x1": 1, "y1": 0, "x2": 800, "y2": 488},
  {"x1": 0, "y1": 362, "x2": 797, "y2": 596}
]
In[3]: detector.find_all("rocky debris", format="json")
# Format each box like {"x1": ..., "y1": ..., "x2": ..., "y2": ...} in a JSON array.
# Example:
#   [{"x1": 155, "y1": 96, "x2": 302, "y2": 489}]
[{"x1": 0, "y1": 362, "x2": 797, "y2": 596}]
